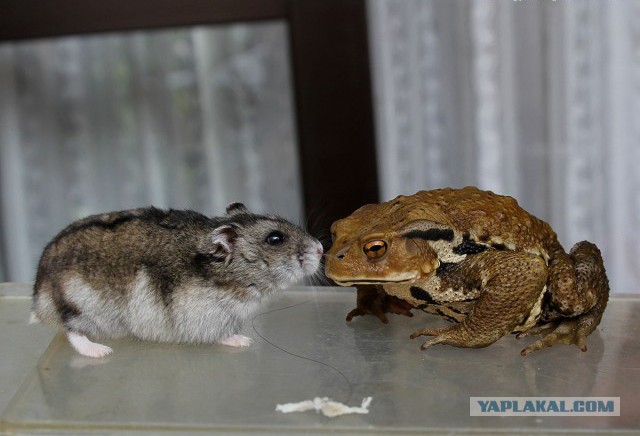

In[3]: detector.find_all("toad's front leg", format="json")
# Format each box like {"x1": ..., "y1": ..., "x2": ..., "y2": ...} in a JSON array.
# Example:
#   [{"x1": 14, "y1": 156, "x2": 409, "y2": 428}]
[
  {"x1": 411, "y1": 251, "x2": 547, "y2": 350},
  {"x1": 346, "y1": 284, "x2": 414, "y2": 324}
]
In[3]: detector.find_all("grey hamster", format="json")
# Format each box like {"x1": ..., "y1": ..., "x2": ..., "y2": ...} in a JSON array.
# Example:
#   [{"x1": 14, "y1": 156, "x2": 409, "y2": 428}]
[{"x1": 31, "y1": 203, "x2": 323, "y2": 357}]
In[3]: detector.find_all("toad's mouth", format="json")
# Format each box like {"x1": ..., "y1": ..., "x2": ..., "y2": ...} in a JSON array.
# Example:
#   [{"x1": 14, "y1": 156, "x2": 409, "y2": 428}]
[{"x1": 332, "y1": 278, "x2": 416, "y2": 286}]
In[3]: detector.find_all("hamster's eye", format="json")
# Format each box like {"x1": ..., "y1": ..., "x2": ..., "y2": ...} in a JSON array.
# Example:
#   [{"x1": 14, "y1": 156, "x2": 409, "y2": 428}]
[
  {"x1": 363, "y1": 240, "x2": 387, "y2": 259},
  {"x1": 265, "y1": 231, "x2": 286, "y2": 246}
]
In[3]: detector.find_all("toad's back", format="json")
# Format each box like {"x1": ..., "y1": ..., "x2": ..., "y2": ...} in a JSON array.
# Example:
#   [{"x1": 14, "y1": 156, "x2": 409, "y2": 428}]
[{"x1": 339, "y1": 186, "x2": 560, "y2": 261}]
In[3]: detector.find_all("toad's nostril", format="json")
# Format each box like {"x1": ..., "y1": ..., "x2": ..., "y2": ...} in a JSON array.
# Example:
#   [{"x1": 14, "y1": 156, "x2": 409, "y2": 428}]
[{"x1": 335, "y1": 246, "x2": 348, "y2": 260}]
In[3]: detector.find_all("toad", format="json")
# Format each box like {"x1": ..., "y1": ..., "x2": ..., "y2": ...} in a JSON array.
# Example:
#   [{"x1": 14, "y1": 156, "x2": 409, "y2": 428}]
[{"x1": 325, "y1": 187, "x2": 609, "y2": 355}]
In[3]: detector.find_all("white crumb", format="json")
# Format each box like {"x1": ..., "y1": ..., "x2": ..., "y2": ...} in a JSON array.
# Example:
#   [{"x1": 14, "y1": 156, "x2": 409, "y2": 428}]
[{"x1": 276, "y1": 397, "x2": 372, "y2": 418}]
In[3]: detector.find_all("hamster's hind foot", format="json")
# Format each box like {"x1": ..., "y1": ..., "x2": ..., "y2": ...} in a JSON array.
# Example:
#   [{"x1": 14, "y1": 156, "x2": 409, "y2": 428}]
[
  {"x1": 217, "y1": 334, "x2": 254, "y2": 347},
  {"x1": 67, "y1": 332, "x2": 113, "y2": 358}
]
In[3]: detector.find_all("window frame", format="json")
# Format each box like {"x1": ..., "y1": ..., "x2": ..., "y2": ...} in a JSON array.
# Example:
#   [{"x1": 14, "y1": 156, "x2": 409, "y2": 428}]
[{"x1": 0, "y1": 0, "x2": 380, "y2": 240}]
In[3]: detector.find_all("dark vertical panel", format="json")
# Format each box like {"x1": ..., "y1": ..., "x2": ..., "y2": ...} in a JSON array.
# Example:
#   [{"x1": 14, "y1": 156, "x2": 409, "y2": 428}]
[{"x1": 288, "y1": 0, "x2": 379, "y2": 239}]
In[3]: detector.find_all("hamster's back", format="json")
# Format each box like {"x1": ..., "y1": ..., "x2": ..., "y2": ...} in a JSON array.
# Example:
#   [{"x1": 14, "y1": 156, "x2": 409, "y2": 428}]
[{"x1": 32, "y1": 207, "x2": 218, "y2": 326}]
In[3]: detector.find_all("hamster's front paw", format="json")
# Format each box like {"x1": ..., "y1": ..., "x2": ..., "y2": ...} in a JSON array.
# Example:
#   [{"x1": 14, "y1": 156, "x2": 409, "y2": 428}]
[{"x1": 217, "y1": 334, "x2": 254, "y2": 348}]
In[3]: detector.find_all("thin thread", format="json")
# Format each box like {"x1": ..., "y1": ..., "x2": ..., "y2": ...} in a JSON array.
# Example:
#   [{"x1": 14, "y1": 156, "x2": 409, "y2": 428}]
[{"x1": 251, "y1": 299, "x2": 354, "y2": 404}]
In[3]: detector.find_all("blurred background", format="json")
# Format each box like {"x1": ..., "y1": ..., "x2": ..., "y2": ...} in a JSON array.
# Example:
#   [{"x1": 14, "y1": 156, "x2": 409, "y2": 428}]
[{"x1": 0, "y1": 0, "x2": 638, "y2": 293}]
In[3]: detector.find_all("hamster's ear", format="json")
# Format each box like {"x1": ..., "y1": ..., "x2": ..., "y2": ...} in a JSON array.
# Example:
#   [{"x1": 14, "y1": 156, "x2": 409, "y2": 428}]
[
  {"x1": 211, "y1": 225, "x2": 238, "y2": 254},
  {"x1": 226, "y1": 202, "x2": 249, "y2": 216}
]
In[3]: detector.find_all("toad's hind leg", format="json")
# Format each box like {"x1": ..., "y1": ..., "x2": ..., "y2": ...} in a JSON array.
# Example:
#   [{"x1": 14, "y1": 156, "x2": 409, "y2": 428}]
[
  {"x1": 411, "y1": 251, "x2": 547, "y2": 350},
  {"x1": 520, "y1": 241, "x2": 609, "y2": 355}
]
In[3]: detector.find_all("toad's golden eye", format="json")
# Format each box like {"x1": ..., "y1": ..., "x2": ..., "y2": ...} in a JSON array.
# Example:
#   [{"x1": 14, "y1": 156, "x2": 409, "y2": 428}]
[{"x1": 363, "y1": 240, "x2": 387, "y2": 259}]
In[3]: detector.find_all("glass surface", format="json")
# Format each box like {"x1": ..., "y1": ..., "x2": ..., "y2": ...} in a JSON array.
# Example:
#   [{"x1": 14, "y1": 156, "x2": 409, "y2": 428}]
[
  {"x1": 0, "y1": 286, "x2": 55, "y2": 415},
  {"x1": 0, "y1": 21, "x2": 302, "y2": 282},
  {"x1": 1, "y1": 284, "x2": 638, "y2": 433}
]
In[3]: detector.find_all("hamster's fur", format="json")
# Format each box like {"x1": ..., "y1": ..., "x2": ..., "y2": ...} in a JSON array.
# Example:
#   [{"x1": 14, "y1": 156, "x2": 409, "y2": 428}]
[{"x1": 32, "y1": 203, "x2": 323, "y2": 357}]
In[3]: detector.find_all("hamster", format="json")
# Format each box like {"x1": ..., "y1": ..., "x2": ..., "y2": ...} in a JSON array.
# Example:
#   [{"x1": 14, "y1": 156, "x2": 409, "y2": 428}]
[{"x1": 31, "y1": 203, "x2": 323, "y2": 358}]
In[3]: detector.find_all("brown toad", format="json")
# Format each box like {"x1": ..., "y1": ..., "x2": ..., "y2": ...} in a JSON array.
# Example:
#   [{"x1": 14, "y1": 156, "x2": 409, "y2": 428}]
[{"x1": 324, "y1": 187, "x2": 609, "y2": 355}]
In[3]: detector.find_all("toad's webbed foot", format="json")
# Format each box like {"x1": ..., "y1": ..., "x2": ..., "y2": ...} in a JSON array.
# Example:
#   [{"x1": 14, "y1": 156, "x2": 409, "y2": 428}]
[
  {"x1": 519, "y1": 319, "x2": 584, "y2": 356},
  {"x1": 411, "y1": 327, "x2": 455, "y2": 350},
  {"x1": 410, "y1": 324, "x2": 498, "y2": 350},
  {"x1": 518, "y1": 301, "x2": 604, "y2": 355},
  {"x1": 346, "y1": 285, "x2": 414, "y2": 324}
]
